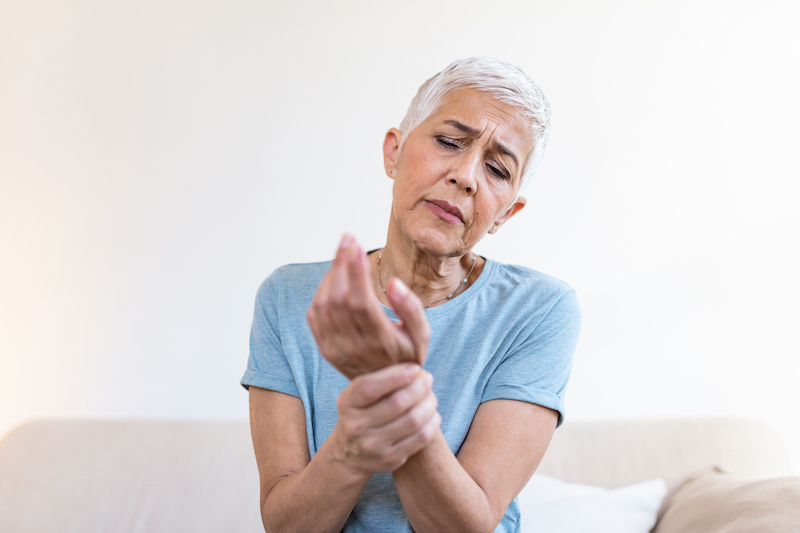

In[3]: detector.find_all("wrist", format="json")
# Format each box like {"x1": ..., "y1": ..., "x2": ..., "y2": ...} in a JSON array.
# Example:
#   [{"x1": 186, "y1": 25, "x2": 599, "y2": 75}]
[{"x1": 327, "y1": 424, "x2": 375, "y2": 483}]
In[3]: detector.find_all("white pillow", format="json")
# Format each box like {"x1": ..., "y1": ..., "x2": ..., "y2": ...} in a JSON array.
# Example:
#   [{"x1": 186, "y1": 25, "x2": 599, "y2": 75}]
[{"x1": 517, "y1": 475, "x2": 667, "y2": 533}]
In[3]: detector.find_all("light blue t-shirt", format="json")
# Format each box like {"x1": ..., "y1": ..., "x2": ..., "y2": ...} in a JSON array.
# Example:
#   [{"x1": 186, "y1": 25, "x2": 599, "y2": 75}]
[{"x1": 241, "y1": 257, "x2": 581, "y2": 533}]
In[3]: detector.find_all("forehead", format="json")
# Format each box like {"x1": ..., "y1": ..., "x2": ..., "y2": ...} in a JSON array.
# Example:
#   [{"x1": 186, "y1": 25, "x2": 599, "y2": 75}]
[{"x1": 425, "y1": 88, "x2": 534, "y2": 150}]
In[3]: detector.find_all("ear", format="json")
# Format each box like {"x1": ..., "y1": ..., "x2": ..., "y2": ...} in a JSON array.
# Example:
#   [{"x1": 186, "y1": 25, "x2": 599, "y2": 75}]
[
  {"x1": 383, "y1": 128, "x2": 402, "y2": 179},
  {"x1": 489, "y1": 196, "x2": 526, "y2": 234}
]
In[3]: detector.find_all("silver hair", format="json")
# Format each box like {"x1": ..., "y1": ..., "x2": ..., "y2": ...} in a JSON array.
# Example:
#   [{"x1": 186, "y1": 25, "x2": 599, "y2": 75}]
[{"x1": 398, "y1": 57, "x2": 551, "y2": 191}]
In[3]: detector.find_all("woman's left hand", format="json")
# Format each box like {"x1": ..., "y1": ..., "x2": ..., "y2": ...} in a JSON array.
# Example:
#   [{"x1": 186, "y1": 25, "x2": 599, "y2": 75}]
[{"x1": 307, "y1": 235, "x2": 431, "y2": 380}]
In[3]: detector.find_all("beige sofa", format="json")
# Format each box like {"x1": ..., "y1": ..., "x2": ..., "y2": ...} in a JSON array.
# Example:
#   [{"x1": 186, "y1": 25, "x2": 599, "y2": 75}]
[{"x1": 0, "y1": 418, "x2": 795, "y2": 532}]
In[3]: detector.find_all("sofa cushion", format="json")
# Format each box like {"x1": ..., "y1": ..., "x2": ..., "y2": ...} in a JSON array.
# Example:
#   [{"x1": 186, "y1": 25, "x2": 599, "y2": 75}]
[
  {"x1": 653, "y1": 467, "x2": 800, "y2": 533},
  {"x1": 518, "y1": 475, "x2": 667, "y2": 533}
]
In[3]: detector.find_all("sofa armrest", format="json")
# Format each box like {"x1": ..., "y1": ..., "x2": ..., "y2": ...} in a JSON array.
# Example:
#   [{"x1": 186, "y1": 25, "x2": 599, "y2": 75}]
[{"x1": 652, "y1": 467, "x2": 800, "y2": 533}]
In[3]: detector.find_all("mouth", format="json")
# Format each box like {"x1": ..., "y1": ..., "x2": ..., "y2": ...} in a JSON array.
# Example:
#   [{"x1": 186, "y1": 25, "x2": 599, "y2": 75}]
[{"x1": 424, "y1": 199, "x2": 464, "y2": 224}]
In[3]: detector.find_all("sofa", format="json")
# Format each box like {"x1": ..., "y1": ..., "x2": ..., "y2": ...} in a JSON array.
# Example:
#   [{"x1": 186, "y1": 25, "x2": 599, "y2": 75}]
[{"x1": 0, "y1": 418, "x2": 796, "y2": 532}]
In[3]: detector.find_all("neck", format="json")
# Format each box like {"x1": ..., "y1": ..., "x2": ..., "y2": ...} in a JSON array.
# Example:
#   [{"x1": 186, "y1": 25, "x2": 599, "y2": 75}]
[{"x1": 374, "y1": 218, "x2": 483, "y2": 308}]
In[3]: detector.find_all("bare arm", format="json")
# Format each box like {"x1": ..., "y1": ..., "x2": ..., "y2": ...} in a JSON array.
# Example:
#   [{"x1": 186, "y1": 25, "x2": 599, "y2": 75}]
[
  {"x1": 393, "y1": 399, "x2": 558, "y2": 533},
  {"x1": 249, "y1": 387, "x2": 367, "y2": 533},
  {"x1": 249, "y1": 363, "x2": 440, "y2": 533}
]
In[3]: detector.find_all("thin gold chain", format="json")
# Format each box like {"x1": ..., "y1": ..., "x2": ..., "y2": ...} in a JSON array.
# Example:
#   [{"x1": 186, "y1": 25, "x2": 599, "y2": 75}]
[{"x1": 376, "y1": 250, "x2": 476, "y2": 308}]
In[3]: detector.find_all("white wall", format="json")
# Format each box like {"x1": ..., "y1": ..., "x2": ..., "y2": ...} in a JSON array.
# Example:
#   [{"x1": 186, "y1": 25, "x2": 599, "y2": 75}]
[{"x1": 2, "y1": 0, "x2": 798, "y2": 471}]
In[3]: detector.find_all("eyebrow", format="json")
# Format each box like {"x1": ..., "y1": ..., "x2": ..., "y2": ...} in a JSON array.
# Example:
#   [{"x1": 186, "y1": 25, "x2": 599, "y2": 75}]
[{"x1": 443, "y1": 119, "x2": 519, "y2": 167}]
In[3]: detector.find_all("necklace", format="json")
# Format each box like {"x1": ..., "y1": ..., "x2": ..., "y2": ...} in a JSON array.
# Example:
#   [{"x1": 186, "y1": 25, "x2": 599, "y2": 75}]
[{"x1": 376, "y1": 250, "x2": 477, "y2": 308}]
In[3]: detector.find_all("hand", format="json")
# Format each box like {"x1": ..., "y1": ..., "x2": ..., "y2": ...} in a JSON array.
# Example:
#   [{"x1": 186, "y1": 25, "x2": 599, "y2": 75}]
[
  {"x1": 307, "y1": 234, "x2": 431, "y2": 379},
  {"x1": 332, "y1": 363, "x2": 441, "y2": 474}
]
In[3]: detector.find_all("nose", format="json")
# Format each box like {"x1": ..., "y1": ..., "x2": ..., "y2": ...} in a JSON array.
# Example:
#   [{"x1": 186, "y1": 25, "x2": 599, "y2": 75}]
[{"x1": 447, "y1": 149, "x2": 480, "y2": 195}]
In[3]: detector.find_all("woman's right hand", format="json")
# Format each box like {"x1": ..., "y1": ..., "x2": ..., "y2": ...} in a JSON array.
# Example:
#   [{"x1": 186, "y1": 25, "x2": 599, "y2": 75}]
[
  {"x1": 332, "y1": 363, "x2": 441, "y2": 475},
  {"x1": 307, "y1": 234, "x2": 431, "y2": 379}
]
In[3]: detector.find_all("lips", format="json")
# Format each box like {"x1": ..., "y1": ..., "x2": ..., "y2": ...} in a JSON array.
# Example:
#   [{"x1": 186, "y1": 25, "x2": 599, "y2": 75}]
[{"x1": 425, "y1": 199, "x2": 464, "y2": 224}]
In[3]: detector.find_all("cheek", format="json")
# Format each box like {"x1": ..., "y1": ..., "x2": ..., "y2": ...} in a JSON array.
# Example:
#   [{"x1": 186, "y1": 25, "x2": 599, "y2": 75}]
[
  {"x1": 477, "y1": 193, "x2": 511, "y2": 224},
  {"x1": 403, "y1": 146, "x2": 446, "y2": 181}
]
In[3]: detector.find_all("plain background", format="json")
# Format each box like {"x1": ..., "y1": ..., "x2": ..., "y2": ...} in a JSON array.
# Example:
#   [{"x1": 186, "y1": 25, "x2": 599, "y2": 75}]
[{"x1": 2, "y1": 0, "x2": 799, "y2": 472}]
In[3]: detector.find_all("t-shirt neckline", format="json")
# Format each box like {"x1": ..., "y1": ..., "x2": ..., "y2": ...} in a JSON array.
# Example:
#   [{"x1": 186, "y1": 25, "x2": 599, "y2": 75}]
[{"x1": 378, "y1": 256, "x2": 497, "y2": 322}]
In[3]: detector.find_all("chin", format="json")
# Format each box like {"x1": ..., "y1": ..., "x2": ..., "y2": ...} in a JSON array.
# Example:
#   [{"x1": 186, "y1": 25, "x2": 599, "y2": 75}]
[{"x1": 411, "y1": 227, "x2": 469, "y2": 258}]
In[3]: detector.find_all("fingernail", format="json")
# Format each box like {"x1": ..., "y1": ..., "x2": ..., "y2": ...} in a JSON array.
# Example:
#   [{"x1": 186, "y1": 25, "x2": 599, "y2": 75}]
[
  {"x1": 393, "y1": 279, "x2": 409, "y2": 298},
  {"x1": 404, "y1": 363, "x2": 421, "y2": 377},
  {"x1": 340, "y1": 234, "x2": 353, "y2": 249}
]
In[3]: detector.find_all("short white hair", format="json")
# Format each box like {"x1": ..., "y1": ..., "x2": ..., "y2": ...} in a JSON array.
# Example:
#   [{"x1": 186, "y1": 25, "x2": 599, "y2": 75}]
[{"x1": 398, "y1": 57, "x2": 551, "y2": 190}]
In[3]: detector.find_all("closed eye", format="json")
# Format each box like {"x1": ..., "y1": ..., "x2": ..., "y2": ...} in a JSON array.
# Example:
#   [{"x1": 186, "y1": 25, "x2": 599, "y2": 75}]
[
  {"x1": 488, "y1": 163, "x2": 510, "y2": 180},
  {"x1": 436, "y1": 136, "x2": 460, "y2": 149}
]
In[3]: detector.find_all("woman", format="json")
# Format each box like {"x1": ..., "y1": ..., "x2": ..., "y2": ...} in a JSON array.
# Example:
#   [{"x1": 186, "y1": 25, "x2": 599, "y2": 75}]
[{"x1": 242, "y1": 57, "x2": 581, "y2": 533}]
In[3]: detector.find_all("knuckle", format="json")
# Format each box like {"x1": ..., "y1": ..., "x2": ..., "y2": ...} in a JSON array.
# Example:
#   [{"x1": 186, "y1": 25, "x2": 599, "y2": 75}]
[
  {"x1": 313, "y1": 292, "x2": 328, "y2": 309},
  {"x1": 343, "y1": 419, "x2": 364, "y2": 438},
  {"x1": 365, "y1": 335, "x2": 386, "y2": 352},
  {"x1": 361, "y1": 437, "x2": 379, "y2": 456},
  {"x1": 334, "y1": 296, "x2": 350, "y2": 311},
  {"x1": 431, "y1": 412, "x2": 442, "y2": 431},
  {"x1": 405, "y1": 408, "x2": 423, "y2": 428},
  {"x1": 388, "y1": 392, "x2": 407, "y2": 413},
  {"x1": 349, "y1": 299, "x2": 369, "y2": 314},
  {"x1": 357, "y1": 383, "x2": 376, "y2": 404},
  {"x1": 412, "y1": 377, "x2": 429, "y2": 396},
  {"x1": 420, "y1": 423, "x2": 435, "y2": 443},
  {"x1": 421, "y1": 325, "x2": 431, "y2": 342}
]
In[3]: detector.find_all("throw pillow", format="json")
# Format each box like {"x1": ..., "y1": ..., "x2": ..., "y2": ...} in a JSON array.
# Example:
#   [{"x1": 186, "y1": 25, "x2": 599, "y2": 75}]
[
  {"x1": 517, "y1": 475, "x2": 667, "y2": 533},
  {"x1": 653, "y1": 468, "x2": 800, "y2": 533}
]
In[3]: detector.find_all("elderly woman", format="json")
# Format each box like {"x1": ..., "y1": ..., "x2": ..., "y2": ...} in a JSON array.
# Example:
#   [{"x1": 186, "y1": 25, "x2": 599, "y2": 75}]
[{"x1": 241, "y1": 57, "x2": 581, "y2": 533}]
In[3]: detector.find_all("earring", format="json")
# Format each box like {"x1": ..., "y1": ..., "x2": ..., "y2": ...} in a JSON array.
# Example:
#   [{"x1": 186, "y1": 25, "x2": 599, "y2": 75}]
[{"x1": 492, "y1": 225, "x2": 498, "y2": 232}]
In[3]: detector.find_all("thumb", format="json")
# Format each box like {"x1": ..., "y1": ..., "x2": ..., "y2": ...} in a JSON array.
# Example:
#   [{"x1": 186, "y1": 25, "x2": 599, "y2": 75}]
[{"x1": 385, "y1": 278, "x2": 430, "y2": 365}]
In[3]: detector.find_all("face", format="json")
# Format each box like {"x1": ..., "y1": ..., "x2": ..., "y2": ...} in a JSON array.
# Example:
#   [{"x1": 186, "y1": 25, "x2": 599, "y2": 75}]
[{"x1": 383, "y1": 88, "x2": 532, "y2": 257}]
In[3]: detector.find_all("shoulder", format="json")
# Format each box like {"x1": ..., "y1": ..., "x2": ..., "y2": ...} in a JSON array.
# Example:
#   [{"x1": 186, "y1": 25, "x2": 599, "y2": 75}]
[
  {"x1": 256, "y1": 260, "x2": 333, "y2": 303},
  {"x1": 484, "y1": 260, "x2": 576, "y2": 307},
  {"x1": 473, "y1": 260, "x2": 581, "y2": 338},
  {"x1": 489, "y1": 261, "x2": 573, "y2": 292}
]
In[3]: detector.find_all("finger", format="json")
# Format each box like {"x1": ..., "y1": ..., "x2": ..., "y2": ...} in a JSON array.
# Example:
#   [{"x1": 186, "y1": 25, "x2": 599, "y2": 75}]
[
  {"x1": 346, "y1": 241, "x2": 386, "y2": 337},
  {"x1": 336, "y1": 233, "x2": 355, "y2": 259},
  {"x1": 363, "y1": 370, "x2": 433, "y2": 426},
  {"x1": 327, "y1": 242, "x2": 365, "y2": 342},
  {"x1": 309, "y1": 235, "x2": 350, "y2": 329},
  {"x1": 389, "y1": 411, "x2": 442, "y2": 465},
  {"x1": 329, "y1": 235, "x2": 355, "y2": 302},
  {"x1": 385, "y1": 278, "x2": 431, "y2": 365},
  {"x1": 308, "y1": 237, "x2": 356, "y2": 363},
  {"x1": 378, "y1": 385, "x2": 438, "y2": 443},
  {"x1": 348, "y1": 363, "x2": 422, "y2": 408},
  {"x1": 307, "y1": 273, "x2": 335, "y2": 345}
]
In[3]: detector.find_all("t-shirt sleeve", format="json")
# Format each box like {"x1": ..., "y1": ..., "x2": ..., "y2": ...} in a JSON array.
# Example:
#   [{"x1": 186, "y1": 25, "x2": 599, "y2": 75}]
[
  {"x1": 481, "y1": 289, "x2": 581, "y2": 427},
  {"x1": 240, "y1": 270, "x2": 300, "y2": 397}
]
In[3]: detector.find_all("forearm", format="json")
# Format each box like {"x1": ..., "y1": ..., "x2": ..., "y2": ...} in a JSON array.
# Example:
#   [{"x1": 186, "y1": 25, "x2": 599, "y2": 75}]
[
  {"x1": 261, "y1": 428, "x2": 371, "y2": 533},
  {"x1": 392, "y1": 431, "x2": 498, "y2": 533}
]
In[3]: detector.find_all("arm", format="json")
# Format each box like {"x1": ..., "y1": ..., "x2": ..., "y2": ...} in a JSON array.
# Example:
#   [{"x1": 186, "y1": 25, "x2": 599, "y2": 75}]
[
  {"x1": 393, "y1": 288, "x2": 580, "y2": 532},
  {"x1": 249, "y1": 387, "x2": 366, "y2": 533},
  {"x1": 392, "y1": 399, "x2": 558, "y2": 533},
  {"x1": 249, "y1": 364, "x2": 440, "y2": 533}
]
